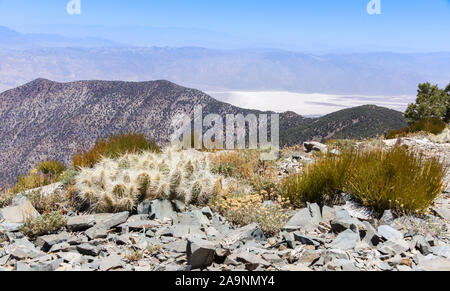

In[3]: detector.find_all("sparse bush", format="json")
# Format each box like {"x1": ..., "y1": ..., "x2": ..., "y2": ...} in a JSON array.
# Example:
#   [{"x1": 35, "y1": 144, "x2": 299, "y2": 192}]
[
  {"x1": 72, "y1": 133, "x2": 160, "y2": 169},
  {"x1": 280, "y1": 153, "x2": 351, "y2": 207},
  {"x1": 12, "y1": 171, "x2": 48, "y2": 194},
  {"x1": 11, "y1": 160, "x2": 66, "y2": 194},
  {"x1": 325, "y1": 139, "x2": 358, "y2": 152},
  {"x1": 386, "y1": 118, "x2": 447, "y2": 139},
  {"x1": 0, "y1": 189, "x2": 16, "y2": 208},
  {"x1": 211, "y1": 193, "x2": 291, "y2": 236},
  {"x1": 24, "y1": 190, "x2": 68, "y2": 214},
  {"x1": 210, "y1": 150, "x2": 278, "y2": 195},
  {"x1": 345, "y1": 146, "x2": 446, "y2": 214},
  {"x1": 281, "y1": 146, "x2": 447, "y2": 215},
  {"x1": 58, "y1": 168, "x2": 78, "y2": 186},
  {"x1": 38, "y1": 160, "x2": 66, "y2": 177},
  {"x1": 74, "y1": 148, "x2": 251, "y2": 213},
  {"x1": 125, "y1": 250, "x2": 143, "y2": 262},
  {"x1": 145, "y1": 244, "x2": 162, "y2": 255},
  {"x1": 20, "y1": 211, "x2": 67, "y2": 239}
]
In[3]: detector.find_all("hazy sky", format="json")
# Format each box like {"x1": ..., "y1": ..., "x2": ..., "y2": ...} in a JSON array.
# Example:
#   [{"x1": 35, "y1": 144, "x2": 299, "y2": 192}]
[{"x1": 0, "y1": 0, "x2": 449, "y2": 51}]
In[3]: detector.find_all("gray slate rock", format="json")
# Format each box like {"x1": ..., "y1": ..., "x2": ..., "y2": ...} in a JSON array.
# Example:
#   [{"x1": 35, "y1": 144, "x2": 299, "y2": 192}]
[
  {"x1": 186, "y1": 237, "x2": 216, "y2": 269},
  {"x1": 66, "y1": 215, "x2": 95, "y2": 232},
  {"x1": 35, "y1": 232, "x2": 69, "y2": 252},
  {"x1": 378, "y1": 225, "x2": 403, "y2": 241},
  {"x1": 283, "y1": 208, "x2": 316, "y2": 232},
  {"x1": 379, "y1": 210, "x2": 394, "y2": 226},
  {"x1": 377, "y1": 240, "x2": 409, "y2": 256},
  {"x1": 137, "y1": 200, "x2": 152, "y2": 215},
  {"x1": 321, "y1": 206, "x2": 336, "y2": 223},
  {"x1": 85, "y1": 226, "x2": 108, "y2": 240},
  {"x1": 431, "y1": 245, "x2": 450, "y2": 258},
  {"x1": 0, "y1": 195, "x2": 40, "y2": 224},
  {"x1": 77, "y1": 244, "x2": 100, "y2": 256},
  {"x1": 328, "y1": 229, "x2": 359, "y2": 250},
  {"x1": 6, "y1": 238, "x2": 43, "y2": 260},
  {"x1": 293, "y1": 233, "x2": 320, "y2": 247},
  {"x1": 149, "y1": 200, "x2": 175, "y2": 221},
  {"x1": 225, "y1": 223, "x2": 266, "y2": 243},
  {"x1": 235, "y1": 251, "x2": 271, "y2": 271},
  {"x1": 99, "y1": 255, "x2": 123, "y2": 271},
  {"x1": 362, "y1": 221, "x2": 382, "y2": 247}
]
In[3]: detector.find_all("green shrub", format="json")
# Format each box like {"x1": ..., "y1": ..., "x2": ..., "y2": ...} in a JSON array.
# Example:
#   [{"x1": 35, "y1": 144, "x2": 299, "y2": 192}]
[
  {"x1": 345, "y1": 146, "x2": 446, "y2": 214},
  {"x1": 38, "y1": 160, "x2": 66, "y2": 177},
  {"x1": 11, "y1": 160, "x2": 66, "y2": 194},
  {"x1": 72, "y1": 133, "x2": 160, "y2": 169},
  {"x1": 280, "y1": 153, "x2": 351, "y2": 207},
  {"x1": 386, "y1": 118, "x2": 447, "y2": 139},
  {"x1": 19, "y1": 211, "x2": 67, "y2": 239},
  {"x1": 12, "y1": 173, "x2": 49, "y2": 194},
  {"x1": 409, "y1": 118, "x2": 447, "y2": 135},
  {"x1": 58, "y1": 168, "x2": 78, "y2": 186},
  {"x1": 280, "y1": 146, "x2": 447, "y2": 215}
]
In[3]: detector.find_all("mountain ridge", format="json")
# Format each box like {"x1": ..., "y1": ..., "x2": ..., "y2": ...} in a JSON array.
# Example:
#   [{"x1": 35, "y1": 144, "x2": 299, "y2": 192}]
[{"x1": 0, "y1": 79, "x2": 406, "y2": 186}]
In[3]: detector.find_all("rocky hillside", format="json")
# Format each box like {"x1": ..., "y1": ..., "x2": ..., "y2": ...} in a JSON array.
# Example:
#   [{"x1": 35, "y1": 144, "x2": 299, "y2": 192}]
[{"x1": 0, "y1": 79, "x2": 406, "y2": 186}]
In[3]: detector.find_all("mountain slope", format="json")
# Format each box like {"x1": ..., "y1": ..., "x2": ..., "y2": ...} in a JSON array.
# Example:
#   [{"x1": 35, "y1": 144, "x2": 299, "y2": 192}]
[
  {"x1": 0, "y1": 79, "x2": 405, "y2": 186},
  {"x1": 280, "y1": 105, "x2": 407, "y2": 146}
]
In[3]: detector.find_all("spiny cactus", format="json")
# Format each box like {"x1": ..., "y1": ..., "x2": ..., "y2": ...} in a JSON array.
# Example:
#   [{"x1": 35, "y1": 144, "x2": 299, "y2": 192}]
[{"x1": 74, "y1": 147, "x2": 250, "y2": 213}]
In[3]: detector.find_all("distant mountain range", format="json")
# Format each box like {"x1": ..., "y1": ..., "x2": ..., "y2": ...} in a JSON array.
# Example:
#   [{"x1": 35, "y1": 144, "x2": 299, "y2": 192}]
[
  {"x1": 0, "y1": 26, "x2": 123, "y2": 49},
  {"x1": 0, "y1": 79, "x2": 406, "y2": 186},
  {"x1": 0, "y1": 25, "x2": 449, "y2": 98}
]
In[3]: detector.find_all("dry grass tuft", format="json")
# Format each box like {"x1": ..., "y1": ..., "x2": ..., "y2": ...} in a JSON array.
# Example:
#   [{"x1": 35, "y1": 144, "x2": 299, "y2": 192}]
[
  {"x1": 24, "y1": 190, "x2": 69, "y2": 214},
  {"x1": 281, "y1": 146, "x2": 447, "y2": 215},
  {"x1": 19, "y1": 211, "x2": 67, "y2": 239},
  {"x1": 211, "y1": 192, "x2": 291, "y2": 236},
  {"x1": 72, "y1": 133, "x2": 160, "y2": 169}
]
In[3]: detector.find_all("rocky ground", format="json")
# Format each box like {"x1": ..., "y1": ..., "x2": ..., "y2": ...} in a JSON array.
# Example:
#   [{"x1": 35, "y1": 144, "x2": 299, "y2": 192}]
[
  {"x1": 0, "y1": 136, "x2": 449, "y2": 271},
  {"x1": 0, "y1": 192, "x2": 449, "y2": 271}
]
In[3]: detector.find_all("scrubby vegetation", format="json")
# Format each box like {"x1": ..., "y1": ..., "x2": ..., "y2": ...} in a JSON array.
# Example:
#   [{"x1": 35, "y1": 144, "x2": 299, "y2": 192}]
[
  {"x1": 74, "y1": 148, "x2": 251, "y2": 213},
  {"x1": 211, "y1": 193, "x2": 291, "y2": 236},
  {"x1": 386, "y1": 118, "x2": 447, "y2": 139},
  {"x1": 280, "y1": 153, "x2": 350, "y2": 206},
  {"x1": 72, "y1": 133, "x2": 160, "y2": 169},
  {"x1": 24, "y1": 190, "x2": 69, "y2": 214},
  {"x1": 280, "y1": 146, "x2": 447, "y2": 215},
  {"x1": 0, "y1": 189, "x2": 15, "y2": 208},
  {"x1": 11, "y1": 160, "x2": 67, "y2": 194},
  {"x1": 19, "y1": 211, "x2": 67, "y2": 239},
  {"x1": 58, "y1": 168, "x2": 78, "y2": 186},
  {"x1": 210, "y1": 150, "x2": 278, "y2": 195},
  {"x1": 38, "y1": 160, "x2": 66, "y2": 178},
  {"x1": 125, "y1": 250, "x2": 144, "y2": 262}
]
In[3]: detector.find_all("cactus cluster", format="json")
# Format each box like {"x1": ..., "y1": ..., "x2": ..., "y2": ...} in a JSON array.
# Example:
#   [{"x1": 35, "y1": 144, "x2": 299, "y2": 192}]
[{"x1": 74, "y1": 148, "x2": 249, "y2": 213}]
